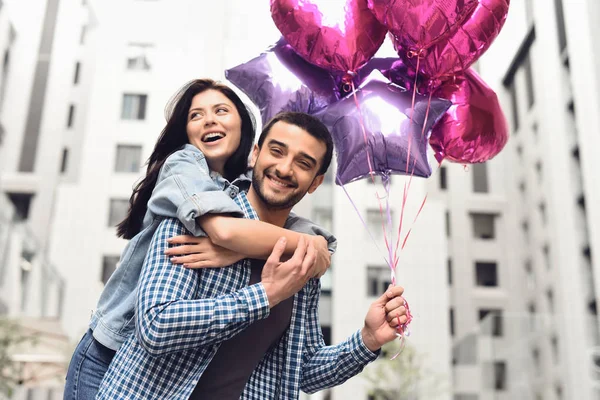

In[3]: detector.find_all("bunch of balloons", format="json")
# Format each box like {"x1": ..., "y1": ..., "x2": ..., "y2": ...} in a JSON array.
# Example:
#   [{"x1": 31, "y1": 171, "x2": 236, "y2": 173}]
[{"x1": 226, "y1": 0, "x2": 510, "y2": 183}]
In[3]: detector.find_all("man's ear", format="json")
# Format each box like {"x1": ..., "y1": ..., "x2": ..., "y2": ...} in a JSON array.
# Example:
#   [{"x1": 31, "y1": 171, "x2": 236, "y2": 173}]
[
  {"x1": 307, "y1": 174, "x2": 325, "y2": 194},
  {"x1": 249, "y1": 144, "x2": 260, "y2": 168}
]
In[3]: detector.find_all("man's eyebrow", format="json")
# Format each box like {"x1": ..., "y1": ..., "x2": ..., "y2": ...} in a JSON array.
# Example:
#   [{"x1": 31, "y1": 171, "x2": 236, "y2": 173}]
[{"x1": 268, "y1": 139, "x2": 317, "y2": 166}]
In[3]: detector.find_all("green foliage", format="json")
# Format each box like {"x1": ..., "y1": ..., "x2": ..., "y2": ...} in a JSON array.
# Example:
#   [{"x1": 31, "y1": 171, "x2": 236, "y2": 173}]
[
  {"x1": 363, "y1": 340, "x2": 446, "y2": 400},
  {"x1": 0, "y1": 319, "x2": 39, "y2": 398}
]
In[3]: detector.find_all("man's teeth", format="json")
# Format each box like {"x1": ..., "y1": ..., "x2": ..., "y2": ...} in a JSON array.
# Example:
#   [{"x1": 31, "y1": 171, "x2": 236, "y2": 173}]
[{"x1": 270, "y1": 177, "x2": 291, "y2": 187}]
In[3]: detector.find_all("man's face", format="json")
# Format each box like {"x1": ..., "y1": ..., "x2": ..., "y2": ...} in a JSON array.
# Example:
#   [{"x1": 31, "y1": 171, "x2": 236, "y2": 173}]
[{"x1": 250, "y1": 121, "x2": 326, "y2": 210}]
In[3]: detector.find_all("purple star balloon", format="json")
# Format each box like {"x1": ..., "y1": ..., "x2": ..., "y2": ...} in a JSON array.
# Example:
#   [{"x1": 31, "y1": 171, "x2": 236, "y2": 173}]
[
  {"x1": 314, "y1": 71, "x2": 451, "y2": 185},
  {"x1": 225, "y1": 39, "x2": 339, "y2": 125}
]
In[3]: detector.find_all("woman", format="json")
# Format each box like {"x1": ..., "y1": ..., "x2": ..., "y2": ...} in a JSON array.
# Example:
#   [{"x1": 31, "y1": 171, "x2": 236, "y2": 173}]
[{"x1": 63, "y1": 79, "x2": 334, "y2": 399}]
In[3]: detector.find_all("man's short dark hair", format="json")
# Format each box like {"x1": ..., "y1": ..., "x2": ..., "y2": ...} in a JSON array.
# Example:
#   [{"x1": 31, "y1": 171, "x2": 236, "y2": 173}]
[{"x1": 258, "y1": 112, "x2": 333, "y2": 176}]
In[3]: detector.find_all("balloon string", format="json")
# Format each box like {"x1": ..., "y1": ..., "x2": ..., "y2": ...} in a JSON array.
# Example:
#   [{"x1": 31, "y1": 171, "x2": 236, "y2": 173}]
[
  {"x1": 336, "y1": 175, "x2": 390, "y2": 267},
  {"x1": 349, "y1": 80, "x2": 396, "y2": 273},
  {"x1": 346, "y1": 79, "x2": 414, "y2": 348}
]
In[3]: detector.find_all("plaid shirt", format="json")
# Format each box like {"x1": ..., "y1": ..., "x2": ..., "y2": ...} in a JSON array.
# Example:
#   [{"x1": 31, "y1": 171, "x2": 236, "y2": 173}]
[{"x1": 97, "y1": 191, "x2": 378, "y2": 399}]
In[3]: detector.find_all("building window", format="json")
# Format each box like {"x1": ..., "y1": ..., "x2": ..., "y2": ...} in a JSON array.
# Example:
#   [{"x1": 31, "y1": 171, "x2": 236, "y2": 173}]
[
  {"x1": 493, "y1": 362, "x2": 507, "y2": 390},
  {"x1": 508, "y1": 81, "x2": 519, "y2": 131},
  {"x1": 528, "y1": 302, "x2": 536, "y2": 331},
  {"x1": 80, "y1": 25, "x2": 87, "y2": 45},
  {"x1": 321, "y1": 268, "x2": 332, "y2": 295},
  {"x1": 471, "y1": 213, "x2": 496, "y2": 240},
  {"x1": 535, "y1": 160, "x2": 543, "y2": 183},
  {"x1": 524, "y1": 54, "x2": 535, "y2": 109},
  {"x1": 525, "y1": 260, "x2": 535, "y2": 290},
  {"x1": 551, "y1": 336, "x2": 559, "y2": 362},
  {"x1": 126, "y1": 43, "x2": 153, "y2": 71},
  {"x1": 67, "y1": 104, "x2": 76, "y2": 128},
  {"x1": 445, "y1": 211, "x2": 451, "y2": 237},
  {"x1": 450, "y1": 308, "x2": 455, "y2": 336},
  {"x1": 546, "y1": 288, "x2": 554, "y2": 313},
  {"x1": 518, "y1": 180, "x2": 526, "y2": 195},
  {"x1": 554, "y1": 0, "x2": 567, "y2": 53},
  {"x1": 475, "y1": 262, "x2": 498, "y2": 287},
  {"x1": 479, "y1": 309, "x2": 503, "y2": 337},
  {"x1": 321, "y1": 326, "x2": 331, "y2": 346},
  {"x1": 440, "y1": 166, "x2": 447, "y2": 190},
  {"x1": 532, "y1": 347, "x2": 541, "y2": 369},
  {"x1": 115, "y1": 145, "x2": 142, "y2": 173},
  {"x1": 7, "y1": 192, "x2": 34, "y2": 221},
  {"x1": 121, "y1": 94, "x2": 147, "y2": 120},
  {"x1": 525, "y1": 0, "x2": 534, "y2": 24},
  {"x1": 538, "y1": 201, "x2": 547, "y2": 225},
  {"x1": 108, "y1": 198, "x2": 129, "y2": 227},
  {"x1": 454, "y1": 395, "x2": 478, "y2": 400},
  {"x1": 367, "y1": 266, "x2": 392, "y2": 297},
  {"x1": 555, "y1": 385, "x2": 563, "y2": 400},
  {"x1": 323, "y1": 168, "x2": 333, "y2": 184},
  {"x1": 73, "y1": 61, "x2": 81, "y2": 85},
  {"x1": 366, "y1": 209, "x2": 393, "y2": 238},
  {"x1": 472, "y1": 163, "x2": 488, "y2": 193},
  {"x1": 543, "y1": 244, "x2": 551, "y2": 269},
  {"x1": 102, "y1": 255, "x2": 119, "y2": 285},
  {"x1": 448, "y1": 258, "x2": 452, "y2": 285},
  {"x1": 312, "y1": 208, "x2": 333, "y2": 232},
  {"x1": 60, "y1": 148, "x2": 69, "y2": 173}
]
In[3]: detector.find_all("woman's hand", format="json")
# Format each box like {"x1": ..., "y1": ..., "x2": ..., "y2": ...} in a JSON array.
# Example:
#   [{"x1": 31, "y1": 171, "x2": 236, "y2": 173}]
[
  {"x1": 306, "y1": 235, "x2": 331, "y2": 279},
  {"x1": 165, "y1": 235, "x2": 244, "y2": 268}
]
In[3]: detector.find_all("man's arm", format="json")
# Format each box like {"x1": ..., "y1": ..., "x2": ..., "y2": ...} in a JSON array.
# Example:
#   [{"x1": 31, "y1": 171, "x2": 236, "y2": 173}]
[
  {"x1": 300, "y1": 283, "x2": 408, "y2": 393},
  {"x1": 299, "y1": 280, "x2": 379, "y2": 393},
  {"x1": 135, "y1": 218, "x2": 270, "y2": 357}
]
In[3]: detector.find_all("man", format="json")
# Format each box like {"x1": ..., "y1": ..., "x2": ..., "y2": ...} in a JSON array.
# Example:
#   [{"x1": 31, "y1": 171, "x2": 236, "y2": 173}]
[{"x1": 97, "y1": 112, "x2": 408, "y2": 399}]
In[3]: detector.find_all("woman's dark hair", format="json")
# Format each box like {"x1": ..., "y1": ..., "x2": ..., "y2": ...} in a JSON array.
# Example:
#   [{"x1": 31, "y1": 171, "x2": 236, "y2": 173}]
[{"x1": 116, "y1": 79, "x2": 255, "y2": 239}]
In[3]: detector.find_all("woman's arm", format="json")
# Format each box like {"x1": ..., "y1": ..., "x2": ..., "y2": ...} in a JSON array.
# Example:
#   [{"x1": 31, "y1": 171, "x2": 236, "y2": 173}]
[
  {"x1": 166, "y1": 215, "x2": 331, "y2": 276},
  {"x1": 147, "y1": 146, "x2": 243, "y2": 235}
]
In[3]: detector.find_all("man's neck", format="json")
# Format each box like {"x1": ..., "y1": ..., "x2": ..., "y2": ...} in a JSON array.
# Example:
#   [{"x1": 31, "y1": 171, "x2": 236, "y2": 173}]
[{"x1": 247, "y1": 187, "x2": 290, "y2": 227}]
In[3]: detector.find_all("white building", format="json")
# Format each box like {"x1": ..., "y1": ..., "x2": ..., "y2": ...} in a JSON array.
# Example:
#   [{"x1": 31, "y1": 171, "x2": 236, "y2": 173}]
[{"x1": 473, "y1": 0, "x2": 600, "y2": 399}]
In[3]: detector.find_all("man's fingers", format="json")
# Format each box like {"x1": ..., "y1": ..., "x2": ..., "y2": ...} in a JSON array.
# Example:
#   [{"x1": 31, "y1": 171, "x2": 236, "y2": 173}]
[
  {"x1": 266, "y1": 237, "x2": 288, "y2": 265},
  {"x1": 387, "y1": 311, "x2": 408, "y2": 327},
  {"x1": 301, "y1": 240, "x2": 317, "y2": 278},
  {"x1": 386, "y1": 306, "x2": 406, "y2": 322},
  {"x1": 374, "y1": 285, "x2": 405, "y2": 306},
  {"x1": 384, "y1": 297, "x2": 406, "y2": 314},
  {"x1": 290, "y1": 236, "x2": 308, "y2": 264}
]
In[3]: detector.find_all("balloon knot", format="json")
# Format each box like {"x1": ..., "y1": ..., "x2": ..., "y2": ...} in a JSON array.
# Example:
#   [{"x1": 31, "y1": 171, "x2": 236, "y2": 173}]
[{"x1": 407, "y1": 48, "x2": 426, "y2": 59}]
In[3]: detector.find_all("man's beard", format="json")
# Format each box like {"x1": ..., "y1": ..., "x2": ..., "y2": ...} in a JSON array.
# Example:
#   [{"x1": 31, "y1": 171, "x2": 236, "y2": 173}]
[{"x1": 251, "y1": 169, "x2": 306, "y2": 211}]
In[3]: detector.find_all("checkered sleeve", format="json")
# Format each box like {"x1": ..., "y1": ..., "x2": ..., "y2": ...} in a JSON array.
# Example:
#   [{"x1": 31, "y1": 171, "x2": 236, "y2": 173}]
[
  {"x1": 300, "y1": 280, "x2": 379, "y2": 394},
  {"x1": 135, "y1": 218, "x2": 270, "y2": 356}
]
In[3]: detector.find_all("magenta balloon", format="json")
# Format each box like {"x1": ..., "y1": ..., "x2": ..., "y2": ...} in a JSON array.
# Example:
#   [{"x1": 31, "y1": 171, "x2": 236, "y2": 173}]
[
  {"x1": 369, "y1": 0, "x2": 509, "y2": 82},
  {"x1": 270, "y1": 0, "x2": 387, "y2": 74},
  {"x1": 429, "y1": 69, "x2": 508, "y2": 164}
]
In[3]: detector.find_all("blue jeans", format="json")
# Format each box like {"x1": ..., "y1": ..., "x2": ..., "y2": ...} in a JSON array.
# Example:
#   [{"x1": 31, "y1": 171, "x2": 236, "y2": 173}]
[{"x1": 64, "y1": 329, "x2": 116, "y2": 400}]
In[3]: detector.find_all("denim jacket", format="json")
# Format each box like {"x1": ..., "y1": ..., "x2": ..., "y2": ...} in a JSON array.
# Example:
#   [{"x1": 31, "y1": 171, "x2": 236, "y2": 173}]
[{"x1": 90, "y1": 144, "x2": 337, "y2": 351}]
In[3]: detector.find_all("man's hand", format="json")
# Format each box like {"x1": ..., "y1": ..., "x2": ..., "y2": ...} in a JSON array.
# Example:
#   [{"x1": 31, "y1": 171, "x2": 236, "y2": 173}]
[
  {"x1": 261, "y1": 237, "x2": 317, "y2": 308},
  {"x1": 361, "y1": 285, "x2": 408, "y2": 352},
  {"x1": 307, "y1": 235, "x2": 331, "y2": 278},
  {"x1": 165, "y1": 235, "x2": 244, "y2": 268}
]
